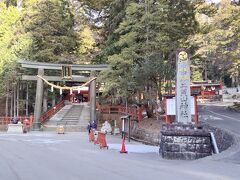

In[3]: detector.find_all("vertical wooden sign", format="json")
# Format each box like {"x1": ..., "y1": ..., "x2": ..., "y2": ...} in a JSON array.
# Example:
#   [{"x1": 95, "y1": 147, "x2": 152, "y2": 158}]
[{"x1": 176, "y1": 49, "x2": 191, "y2": 123}]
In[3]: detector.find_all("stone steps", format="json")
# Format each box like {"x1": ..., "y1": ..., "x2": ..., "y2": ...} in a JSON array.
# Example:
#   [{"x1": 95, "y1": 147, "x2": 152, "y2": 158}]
[{"x1": 44, "y1": 103, "x2": 89, "y2": 132}]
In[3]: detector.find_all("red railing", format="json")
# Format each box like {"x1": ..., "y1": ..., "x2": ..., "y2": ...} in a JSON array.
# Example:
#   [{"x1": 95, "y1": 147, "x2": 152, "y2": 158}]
[
  {"x1": 96, "y1": 104, "x2": 144, "y2": 121},
  {"x1": 40, "y1": 100, "x2": 65, "y2": 124},
  {"x1": 0, "y1": 116, "x2": 33, "y2": 126},
  {"x1": 0, "y1": 100, "x2": 65, "y2": 126}
]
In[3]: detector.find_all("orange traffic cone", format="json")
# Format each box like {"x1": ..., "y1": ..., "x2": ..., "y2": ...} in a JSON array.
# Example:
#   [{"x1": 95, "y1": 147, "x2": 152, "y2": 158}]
[
  {"x1": 120, "y1": 138, "x2": 128, "y2": 153},
  {"x1": 89, "y1": 129, "x2": 95, "y2": 142}
]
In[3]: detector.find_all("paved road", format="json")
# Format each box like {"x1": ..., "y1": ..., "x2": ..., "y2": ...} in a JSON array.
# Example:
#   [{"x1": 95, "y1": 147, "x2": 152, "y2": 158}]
[
  {"x1": 199, "y1": 101, "x2": 240, "y2": 165},
  {"x1": 0, "y1": 130, "x2": 240, "y2": 180},
  {"x1": 199, "y1": 102, "x2": 240, "y2": 134},
  {"x1": 0, "y1": 101, "x2": 240, "y2": 180}
]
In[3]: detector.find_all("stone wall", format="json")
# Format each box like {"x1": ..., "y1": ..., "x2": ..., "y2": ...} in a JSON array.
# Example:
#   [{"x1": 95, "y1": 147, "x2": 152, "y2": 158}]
[
  {"x1": 202, "y1": 123, "x2": 234, "y2": 152},
  {"x1": 160, "y1": 123, "x2": 212, "y2": 160},
  {"x1": 131, "y1": 120, "x2": 161, "y2": 145}
]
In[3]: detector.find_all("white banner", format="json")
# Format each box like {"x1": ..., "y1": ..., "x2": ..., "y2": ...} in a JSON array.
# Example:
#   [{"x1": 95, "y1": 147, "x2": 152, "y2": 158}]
[{"x1": 167, "y1": 97, "x2": 195, "y2": 115}]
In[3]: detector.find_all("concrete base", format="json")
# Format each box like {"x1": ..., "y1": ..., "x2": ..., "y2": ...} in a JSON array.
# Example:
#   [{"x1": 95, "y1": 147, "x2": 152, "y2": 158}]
[
  {"x1": 32, "y1": 122, "x2": 42, "y2": 131},
  {"x1": 160, "y1": 123, "x2": 212, "y2": 160},
  {"x1": 7, "y1": 124, "x2": 23, "y2": 133}
]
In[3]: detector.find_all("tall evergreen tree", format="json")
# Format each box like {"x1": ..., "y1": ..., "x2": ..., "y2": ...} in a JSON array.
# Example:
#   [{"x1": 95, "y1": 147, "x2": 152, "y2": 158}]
[
  {"x1": 21, "y1": 0, "x2": 78, "y2": 63},
  {"x1": 191, "y1": 0, "x2": 240, "y2": 86},
  {"x1": 0, "y1": 2, "x2": 22, "y2": 95},
  {"x1": 100, "y1": 0, "x2": 199, "y2": 116}
]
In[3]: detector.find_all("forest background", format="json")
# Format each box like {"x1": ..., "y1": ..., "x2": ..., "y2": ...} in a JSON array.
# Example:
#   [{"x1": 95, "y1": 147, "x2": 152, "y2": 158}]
[{"x1": 0, "y1": 0, "x2": 239, "y2": 116}]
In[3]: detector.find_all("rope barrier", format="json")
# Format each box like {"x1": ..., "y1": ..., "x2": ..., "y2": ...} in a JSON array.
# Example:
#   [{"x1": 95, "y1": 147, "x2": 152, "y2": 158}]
[{"x1": 37, "y1": 75, "x2": 97, "y2": 90}]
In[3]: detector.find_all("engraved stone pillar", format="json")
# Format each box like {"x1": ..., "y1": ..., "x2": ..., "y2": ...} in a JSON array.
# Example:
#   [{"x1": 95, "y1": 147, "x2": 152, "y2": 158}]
[
  {"x1": 176, "y1": 49, "x2": 191, "y2": 123},
  {"x1": 33, "y1": 68, "x2": 44, "y2": 130}
]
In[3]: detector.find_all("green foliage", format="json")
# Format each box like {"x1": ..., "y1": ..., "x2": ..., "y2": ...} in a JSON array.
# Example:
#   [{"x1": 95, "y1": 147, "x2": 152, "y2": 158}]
[
  {"x1": 190, "y1": 0, "x2": 240, "y2": 85},
  {"x1": 0, "y1": 0, "x2": 239, "y2": 107},
  {"x1": 0, "y1": 3, "x2": 21, "y2": 95},
  {"x1": 21, "y1": 0, "x2": 77, "y2": 63},
  {"x1": 77, "y1": 26, "x2": 96, "y2": 57},
  {"x1": 101, "y1": 0, "x2": 199, "y2": 102}
]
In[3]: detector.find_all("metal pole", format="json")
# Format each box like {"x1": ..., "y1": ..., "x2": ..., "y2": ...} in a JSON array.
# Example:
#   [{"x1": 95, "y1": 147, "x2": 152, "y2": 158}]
[{"x1": 210, "y1": 132, "x2": 219, "y2": 154}]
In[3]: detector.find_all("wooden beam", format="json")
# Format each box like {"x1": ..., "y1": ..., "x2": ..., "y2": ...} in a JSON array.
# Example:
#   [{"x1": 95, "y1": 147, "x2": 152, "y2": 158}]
[
  {"x1": 19, "y1": 60, "x2": 108, "y2": 71},
  {"x1": 22, "y1": 75, "x2": 89, "y2": 82}
]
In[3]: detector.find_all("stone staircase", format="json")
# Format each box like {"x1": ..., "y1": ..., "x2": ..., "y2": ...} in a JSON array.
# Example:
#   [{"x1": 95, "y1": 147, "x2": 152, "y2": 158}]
[{"x1": 43, "y1": 103, "x2": 90, "y2": 132}]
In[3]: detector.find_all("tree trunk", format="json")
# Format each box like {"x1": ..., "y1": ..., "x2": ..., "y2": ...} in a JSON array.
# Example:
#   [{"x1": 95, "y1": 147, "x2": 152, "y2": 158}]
[
  {"x1": 52, "y1": 92, "x2": 56, "y2": 107},
  {"x1": 170, "y1": 79, "x2": 172, "y2": 94},
  {"x1": 13, "y1": 84, "x2": 16, "y2": 117},
  {"x1": 158, "y1": 80, "x2": 162, "y2": 101},
  {"x1": 17, "y1": 82, "x2": 19, "y2": 117},
  {"x1": 26, "y1": 83, "x2": 29, "y2": 116},
  {"x1": 10, "y1": 85, "x2": 13, "y2": 117},
  {"x1": 5, "y1": 83, "x2": 9, "y2": 117},
  {"x1": 144, "y1": 82, "x2": 154, "y2": 118},
  {"x1": 43, "y1": 88, "x2": 48, "y2": 112}
]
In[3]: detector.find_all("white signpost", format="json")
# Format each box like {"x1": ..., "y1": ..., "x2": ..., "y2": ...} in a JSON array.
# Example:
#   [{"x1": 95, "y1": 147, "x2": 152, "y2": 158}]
[
  {"x1": 166, "y1": 97, "x2": 195, "y2": 115},
  {"x1": 176, "y1": 50, "x2": 192, "y2": 123}
]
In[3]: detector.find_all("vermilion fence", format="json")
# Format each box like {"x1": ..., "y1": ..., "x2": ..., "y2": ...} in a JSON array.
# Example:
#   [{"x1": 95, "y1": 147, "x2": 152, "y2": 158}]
[
  {"x1": 40, "y1": 100, "x2": 65, "y2": 124},
  {"x1": 0, "y1": 100, "x2": 65, "y2": 126},
  {"x1": 0, "y1": 116, "x2": 33, "y2": 126},
  {"x1": 96, "y1": 104, "x2": 144, "y2": 121}
]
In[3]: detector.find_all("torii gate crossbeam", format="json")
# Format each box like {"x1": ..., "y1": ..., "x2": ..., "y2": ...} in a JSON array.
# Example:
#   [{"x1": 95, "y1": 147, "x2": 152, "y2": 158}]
[{"x1": 18, "y1": 60, "x2": 108, "y2": 131}]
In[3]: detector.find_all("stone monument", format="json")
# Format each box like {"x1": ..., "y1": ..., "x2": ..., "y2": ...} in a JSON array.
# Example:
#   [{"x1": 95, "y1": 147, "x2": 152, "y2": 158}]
[
  {"x1": 160, "y1": 49, "x2": 212, "y2": 160},
  {"x1": 176, "y1": 50, "x2": 191, "y2": 123},
  {"x1": 7, "y1": 121, "x2": 24, "y2": 133}
]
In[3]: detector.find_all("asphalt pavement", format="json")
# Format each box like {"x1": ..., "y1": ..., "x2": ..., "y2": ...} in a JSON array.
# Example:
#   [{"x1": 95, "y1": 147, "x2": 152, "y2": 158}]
[
  {"x1": 199, "y1": 101, "x2": 240, "y2": 165},
  {"x1": 0, "y1": 101, "x2": 240, "y2": 180}
]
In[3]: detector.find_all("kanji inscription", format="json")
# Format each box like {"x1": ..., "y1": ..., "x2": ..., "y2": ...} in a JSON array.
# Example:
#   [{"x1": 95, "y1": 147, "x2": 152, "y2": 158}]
[{"x1": 176, "y1": 50, "x2": 191, "y2": 123}]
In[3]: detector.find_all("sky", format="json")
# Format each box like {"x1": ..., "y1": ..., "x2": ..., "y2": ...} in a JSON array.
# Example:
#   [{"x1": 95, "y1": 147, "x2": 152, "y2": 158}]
[{"x1": 210, "y1": 0, "x2": 221, "y2": 3}]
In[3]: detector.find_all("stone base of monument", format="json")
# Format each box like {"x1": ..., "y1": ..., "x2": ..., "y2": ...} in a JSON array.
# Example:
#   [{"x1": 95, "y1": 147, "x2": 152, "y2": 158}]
[
  {"x1": 7, "y1": 123, "x2": 24, "y2": 133},
  {"x1": 160, "y1": 123, "x2": 212, "y2": 160}
]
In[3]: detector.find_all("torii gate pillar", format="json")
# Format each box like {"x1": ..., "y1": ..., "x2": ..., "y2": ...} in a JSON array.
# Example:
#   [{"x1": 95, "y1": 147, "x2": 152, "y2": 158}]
[
  {"x1": 32, "y1": 68, "x2": 44, "y2": 130},
  {"x1": 90, "y1": 73, "x2": 96, "y2": 123}
]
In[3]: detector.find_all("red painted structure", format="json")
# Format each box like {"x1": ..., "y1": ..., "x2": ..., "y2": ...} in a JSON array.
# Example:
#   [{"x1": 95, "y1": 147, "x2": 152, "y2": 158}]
[
  {"x1": 40, "y1": 99, "x2": 65, "y2": 124},
  {"x1": 191, "y1": 80, "x2": 222, "y2": 100},
  {"x1": 0, "y1": 116, "x2": 33, "y2": 126},
  {"x1": 0, "y1": 98, "x2": 66, "y2": 126},
  {"x1": 96, "y1": 103, "x2": 144, "y2": 121},
  {"x1": 171, "y1": 80, "x2": 222, "y2": 100}
]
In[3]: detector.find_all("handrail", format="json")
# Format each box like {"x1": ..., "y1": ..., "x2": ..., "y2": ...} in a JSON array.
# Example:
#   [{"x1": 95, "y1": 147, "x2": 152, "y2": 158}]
[
  {"x1": 0, "y1": 100, "x2": 65, "y2": 126},
  {"x1": 97, "y1": 104, "x2": 144, "y2": 121},
  {"x1": 40, "y1": 100, "x2": 65, "y2": 124}
]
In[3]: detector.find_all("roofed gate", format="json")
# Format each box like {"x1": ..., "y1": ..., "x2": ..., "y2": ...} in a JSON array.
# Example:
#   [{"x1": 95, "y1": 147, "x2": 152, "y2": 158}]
[{"x1": 19, "y1": 60, "x2": 108, "y2": 130}]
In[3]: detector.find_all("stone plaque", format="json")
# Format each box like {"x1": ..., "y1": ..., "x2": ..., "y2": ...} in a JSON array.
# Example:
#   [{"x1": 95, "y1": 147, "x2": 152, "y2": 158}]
[{"x1": 176, "y1": 49, "x2": 191, "y2": 123}]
